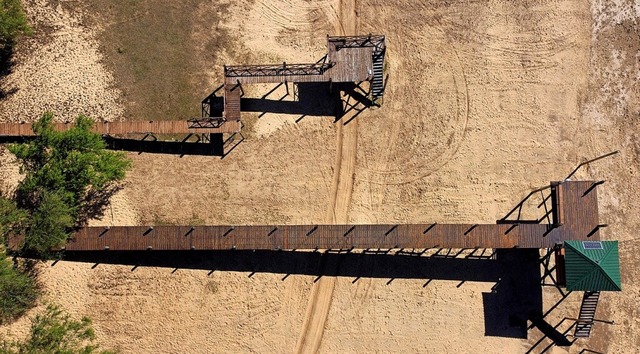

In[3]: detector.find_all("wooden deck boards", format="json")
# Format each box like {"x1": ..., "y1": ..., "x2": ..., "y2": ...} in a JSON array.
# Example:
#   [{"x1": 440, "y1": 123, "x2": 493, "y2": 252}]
[
  {"x1": 0, "y1": 120, "x2": 242, "y2": 136},
  {"x1": 223, "y1": 84, "x2": 242, "y2": 121},
  {"x1": 327, "y1": 44, "x2": 373, "y2": 82},
  {"x1": 56, "y1": 181, "x2": 602, "y2": 252},
  {"x1": 222, "y1": 48, "x2": 372, "y2": 85}
]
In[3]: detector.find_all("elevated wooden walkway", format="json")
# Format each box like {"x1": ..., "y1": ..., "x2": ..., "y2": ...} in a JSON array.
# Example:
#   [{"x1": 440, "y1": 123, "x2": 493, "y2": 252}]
[
  {"x1": 223, "y1": 84, "x2": 242, "y2": 121},
  {"x1": 224, "y1": 63, "x2": 332, "y2": 85},
  {"x1": 223, "y1": 35, "x2": 382, "y2": 86},
  {"x1": 44, "y1": 181, "x2": 602, "y2": 252},
  {"x1": 0, "y1": 119, "x2": 242, "y2": 137}
]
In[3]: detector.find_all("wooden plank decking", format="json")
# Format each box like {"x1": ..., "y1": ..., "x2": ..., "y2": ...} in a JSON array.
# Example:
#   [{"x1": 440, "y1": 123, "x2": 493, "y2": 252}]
[
  {"x1": 223, "y1": 84, "x2": 242, "y2": 121},
  {"x1": 327, "y1": 43, "x2": 373, "y2": 82},
  {"x1": 0, "y1": 120, "x2": 242, "y2": 136},
  {"x1": 50, "y1": 181, "x2": 602, "y2": 252},
  {"x1": 224, "y1": 73, "x2": 330, "y2": 85}
]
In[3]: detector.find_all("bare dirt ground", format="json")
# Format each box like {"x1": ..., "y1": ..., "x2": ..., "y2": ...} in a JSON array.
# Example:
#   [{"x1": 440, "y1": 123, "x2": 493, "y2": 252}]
[{"x1": 0, "y1": 0, "x2": 638, "y2": 353}]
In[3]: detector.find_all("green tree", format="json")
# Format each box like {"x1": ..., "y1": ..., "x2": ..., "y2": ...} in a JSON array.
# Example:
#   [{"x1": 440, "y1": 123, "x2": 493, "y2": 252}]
[
  {"x1": 0, "y1": 0, "x2": 30, "y2": 77},
  {"x1": 0, "y1": 252, "x2": 38, "y2": 324},
  {"x1": 0, "y1": 197, "x2": 26, "y2": 237},
  {"x1": 0, "y1": 304, "x2": 115, "y2": 354},
  {"x1": 0, "y1": 0, "x2": 30, "y2": 47},
  {"x1": 5, "y1": 113, "x2": 131, "y2": 256}
]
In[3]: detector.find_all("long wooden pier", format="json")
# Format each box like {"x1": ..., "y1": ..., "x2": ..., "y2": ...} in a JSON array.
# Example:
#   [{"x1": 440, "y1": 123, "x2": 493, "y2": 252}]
[
  {"x1": 0, "y1": 119, "x2": 241, "y2": 137},
  {"x1": 52, "y1": 181, "x2": 601, "y2": 252}
]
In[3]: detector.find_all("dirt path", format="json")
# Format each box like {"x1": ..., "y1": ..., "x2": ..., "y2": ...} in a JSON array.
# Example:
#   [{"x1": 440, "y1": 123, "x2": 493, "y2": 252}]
[{"x1": 294, "y1": 1, "x2": 359, "y2": 353}]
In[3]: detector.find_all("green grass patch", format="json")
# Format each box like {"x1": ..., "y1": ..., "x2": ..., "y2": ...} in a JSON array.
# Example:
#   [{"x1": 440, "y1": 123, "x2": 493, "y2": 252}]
[{"x1": 69, "y1": 0, "x2": 235, "y2": 121}]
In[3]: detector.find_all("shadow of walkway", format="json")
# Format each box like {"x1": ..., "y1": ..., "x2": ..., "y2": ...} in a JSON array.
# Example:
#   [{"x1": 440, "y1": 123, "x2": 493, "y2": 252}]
[{"x1": 64, "y1": 248, "x2": 542, "y2": 339}]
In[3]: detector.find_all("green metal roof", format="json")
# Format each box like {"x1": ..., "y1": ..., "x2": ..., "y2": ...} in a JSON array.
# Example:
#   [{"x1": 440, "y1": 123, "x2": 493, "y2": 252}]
[{"x1": 564, "y1": 240, "x2": 622, "y2": 291}]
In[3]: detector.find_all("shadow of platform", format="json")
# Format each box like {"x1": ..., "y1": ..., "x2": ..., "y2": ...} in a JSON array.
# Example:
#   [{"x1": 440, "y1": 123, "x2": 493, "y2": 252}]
[
  {"x1": 103, "y1": 136, "x2": 225, "y2": 156},
  {"x1": 204, "y1": 81, "x2": 374, "y2": 122},
  {"x1": 242, "y1": 82, "x2": 340, "y2": 117},
  {"x1": 482, "y1": 249, "x2": 543, "y2": 338},
  {"x1": 64, "y1": 248, "x2": 542, "y2": 338}
]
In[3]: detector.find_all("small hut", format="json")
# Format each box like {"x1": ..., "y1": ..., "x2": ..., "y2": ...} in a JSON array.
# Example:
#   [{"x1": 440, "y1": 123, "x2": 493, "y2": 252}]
[{"x1": 556, "y1": 240, "x2": 621, "y2": 337}]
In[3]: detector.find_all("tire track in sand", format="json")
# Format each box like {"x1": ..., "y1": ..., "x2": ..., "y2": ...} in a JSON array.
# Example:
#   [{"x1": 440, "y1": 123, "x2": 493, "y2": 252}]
[{"x1": 294, "y1": 1, "x2": 358, "y2": 353}]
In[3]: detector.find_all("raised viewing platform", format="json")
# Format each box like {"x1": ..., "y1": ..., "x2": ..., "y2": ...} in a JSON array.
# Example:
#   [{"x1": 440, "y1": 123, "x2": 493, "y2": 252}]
[{"x1": 216, "y1": 34, "x2": 386, "y2": 126}]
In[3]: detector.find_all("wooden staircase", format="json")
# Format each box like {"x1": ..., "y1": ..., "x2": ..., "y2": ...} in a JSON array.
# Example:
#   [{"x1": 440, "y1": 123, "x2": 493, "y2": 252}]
[
  {"x1": 371, "y1": 46, "x2": 385, "y2": 100},
  {"x1": 574, "y1": 291, "x2": 600, "y2": 338}
]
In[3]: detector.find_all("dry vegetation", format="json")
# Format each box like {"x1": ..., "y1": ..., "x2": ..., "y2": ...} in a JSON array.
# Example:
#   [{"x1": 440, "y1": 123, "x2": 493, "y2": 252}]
[
  {"x1": 0, "y1": 0, "x2": 639, "y2": 353},
  {"x1": 62, "y1": 0, "x2": 240, "y2": 121}
]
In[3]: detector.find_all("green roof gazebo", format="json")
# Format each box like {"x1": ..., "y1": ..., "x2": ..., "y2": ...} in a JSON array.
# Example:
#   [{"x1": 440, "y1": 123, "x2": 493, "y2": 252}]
[{"x1": 564, "y1": 240, "x2": 622, "y2": 292}]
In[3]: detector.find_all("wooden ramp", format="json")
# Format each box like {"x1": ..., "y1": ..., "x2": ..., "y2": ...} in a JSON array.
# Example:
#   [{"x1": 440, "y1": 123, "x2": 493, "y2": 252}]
[
  {"x1": 223, "y1": 84, "x2": 242, "y2": 121},
  {"x1": 13, "y1": 181, "x2": 601, "y2": 252}
]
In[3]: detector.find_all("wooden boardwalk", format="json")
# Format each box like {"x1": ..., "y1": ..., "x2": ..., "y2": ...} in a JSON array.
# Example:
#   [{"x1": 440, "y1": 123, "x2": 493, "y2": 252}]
[
  {"x1": 54, "y1": 181, "x2": 601, "y2": 252},
  {"x1": 0, "y1": 120, "x2": 242, "y2": 137},
  {"x1": 224, "y1": 64, "x2": 331, "y2": 85}
]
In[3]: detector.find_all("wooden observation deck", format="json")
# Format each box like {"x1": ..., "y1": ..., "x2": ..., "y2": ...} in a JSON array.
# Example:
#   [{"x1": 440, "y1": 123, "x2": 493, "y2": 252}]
[
  {"x1": 219, "y1": 34, "x2": 386, "y2": 123},
  {"x1": 15, "y1": 180, "x2": 601, "y2": 252}
]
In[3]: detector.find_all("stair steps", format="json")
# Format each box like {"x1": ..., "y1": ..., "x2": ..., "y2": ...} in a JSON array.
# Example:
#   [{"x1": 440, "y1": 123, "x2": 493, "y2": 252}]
[
  {"x1": 574, "y1": 291, "x2": 600, "y2": 338},
  {"x1": 371, "y1": 48, "x2": 385, "y2": 100}
]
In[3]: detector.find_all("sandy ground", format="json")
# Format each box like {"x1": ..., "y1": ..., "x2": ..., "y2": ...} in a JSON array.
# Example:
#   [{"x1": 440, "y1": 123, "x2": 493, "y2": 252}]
[
  {"x1": 1, "y1": 0, "x2": 639, "y2": 353},
  {"x1": 0, "y1": 0, "x2": 123, "y2": 122}
]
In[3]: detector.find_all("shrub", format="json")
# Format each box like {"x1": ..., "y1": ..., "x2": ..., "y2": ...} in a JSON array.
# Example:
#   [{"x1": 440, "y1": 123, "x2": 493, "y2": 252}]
[
  {"x1": 0, "y1": 304, "x2": 115, "y2": 353},
  {"x1": 0, "y1": 252, "x2": 38, "y2": 324},
  {"x1": 0, "y1": 0, "x2": 30, "y2": 47}
]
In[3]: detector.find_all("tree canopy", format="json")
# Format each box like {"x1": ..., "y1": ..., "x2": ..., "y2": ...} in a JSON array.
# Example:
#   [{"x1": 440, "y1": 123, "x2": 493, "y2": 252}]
[
  {"x1": 2, "y1": 113, "x2": 131, "y2": 256},
  {"x1": 0, "y1": 252, "x2": 37, "y2": 324},
  {"x1": 0, "y1": 0, "x2": 30, "y2": 76},
  {"x1": 0, "y1": 304, "x2": 115, "y2": 354},
  {"x1": 0, "y1": 0, "x2": 30, "y2": 47}
]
